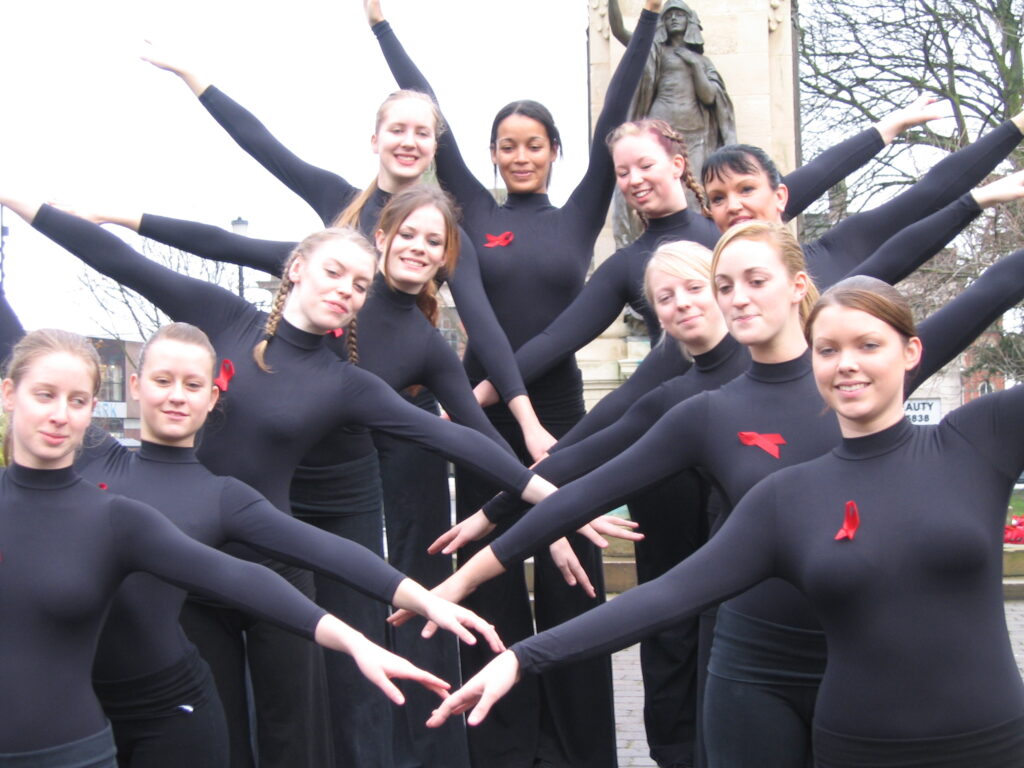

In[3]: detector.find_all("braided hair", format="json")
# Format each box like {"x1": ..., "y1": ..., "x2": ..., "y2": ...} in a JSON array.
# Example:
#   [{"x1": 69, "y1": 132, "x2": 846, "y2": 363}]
[
  {"x1": 606, "y1": 118, "x2": 709, "y2": 219},
  {"x1": 253, "y1": 228, "x2": 375, "y2": 372}
]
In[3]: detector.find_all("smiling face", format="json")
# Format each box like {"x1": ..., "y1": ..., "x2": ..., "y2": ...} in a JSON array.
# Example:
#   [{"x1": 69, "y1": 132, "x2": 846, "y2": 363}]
[
  {"x1": 647, "y1": 267, "x2": 723, "y2": 354},
  {"x1": 811, "y1": 305, "x2": 921, "y2": 437},
  {"x1": 284, "y1": 237, "x2": 376, "y2": 334},
  {"x1": 713, "y1": 237, "x2": 808, "y2": 359},
  {"x1": 2, "y1": 352, "x2": 96, "y2": 470},
  {"x1": 372, "y1": 96, "x2": 439, "y2": 192},
  {"x1": 376, "y1": 204, "x2": 447, "y2": 294},
  {"x1": 131, "y1": 338, "x2": 219, "y2": 448},
  {"x1": 704, "y1": 166, "x2": 788, "y2": 232},
  {"x1": 490, "y1": 114, "x2": 559, "y2": 195},
  {"x1": 613, "y1": 133, "x2": 689, "y2": 218}
]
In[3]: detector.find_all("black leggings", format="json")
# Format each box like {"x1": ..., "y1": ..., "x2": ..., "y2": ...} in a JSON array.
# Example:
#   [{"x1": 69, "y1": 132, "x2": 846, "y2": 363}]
[
  {"x1": 178, "y1": 566, "x2": 333, "y2": 768},
  {"x1": 702, "y1": 607, "x2": 825, "y2": 768}
]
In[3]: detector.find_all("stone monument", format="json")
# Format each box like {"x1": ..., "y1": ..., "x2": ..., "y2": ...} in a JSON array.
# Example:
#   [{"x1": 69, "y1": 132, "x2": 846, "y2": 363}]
[{"x1": 578, "y1": 0, "x2": 798, "y2": 408}]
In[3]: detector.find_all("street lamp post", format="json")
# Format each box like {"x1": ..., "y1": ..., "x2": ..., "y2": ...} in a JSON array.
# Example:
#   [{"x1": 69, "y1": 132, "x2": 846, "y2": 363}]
[{"x1": 230, "y1": 217, "x2": 248, "y2": 300}]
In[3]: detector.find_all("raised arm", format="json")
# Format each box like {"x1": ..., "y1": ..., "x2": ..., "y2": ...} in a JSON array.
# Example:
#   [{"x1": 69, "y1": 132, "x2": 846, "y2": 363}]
[
  {"x1": 4, "y1": 198, "x2": 247, "y2": 332},
  {"x1": 841, "y1": 170, "x2": 1024, "y2": 295},
  {"x1": 142, "y1": 41, "x2": 357, "y2": 225},
  {"x1": 781, "y1": 96, "x2": 946, "y2": 221},
  {"x1": 808, "y1": 114, "x2": 1024, "y2": 289},
  {"x1": 563, "y1": 4, "x2": 660, "y2": 232},
  {"x1": 370, "y1": 12, "x2": 490, "y2": 213},
  {"x1": 912, "y1": 247, "x2": 1024, "y2": 393}
]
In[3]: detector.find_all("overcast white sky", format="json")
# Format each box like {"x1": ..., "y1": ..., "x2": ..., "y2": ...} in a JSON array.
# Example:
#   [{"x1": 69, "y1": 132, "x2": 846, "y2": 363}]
[{"x1": 0, "y1": 1, "x2": 592, "y2": 337}]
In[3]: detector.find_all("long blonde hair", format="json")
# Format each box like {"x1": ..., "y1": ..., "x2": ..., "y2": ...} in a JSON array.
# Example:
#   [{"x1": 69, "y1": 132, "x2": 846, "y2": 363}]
[{"x1": 253, "y1": 228, "x2": 376, "y2": 372}]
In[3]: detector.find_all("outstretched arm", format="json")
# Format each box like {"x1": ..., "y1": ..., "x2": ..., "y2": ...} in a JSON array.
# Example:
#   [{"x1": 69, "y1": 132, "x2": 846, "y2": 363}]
[
  {"x1": 427, "y1": 473, "x2": 781, "y2": 727},
  {"x1": 138, "y1": 213, "x2": 294, "y2": 276},
  {"x1": 3, "y1": 197, "x2": 247, "y2": 333},
  {"x1": 343, "y1": 364, "x2": 553, "y2": 502},
  {"x1": 142, "y1": 41, "x2": 356, "y2": 225},
  {"x1": 846, "y1": 170, "x2": 1024, "y2": 291},
  {"x1": 117, "y1": 494, "x2": 450, "y2": 704},
  {"x1": 224, "y1": 483, "x2": 503, "y2": 651}
]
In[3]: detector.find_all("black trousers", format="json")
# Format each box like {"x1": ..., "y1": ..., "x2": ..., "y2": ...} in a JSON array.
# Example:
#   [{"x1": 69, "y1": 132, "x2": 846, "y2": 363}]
[
  {"x1": 627, "y1": 468, "x2": 708, "y2": 768},
  {"x1": 375, "y1": 389, "x2": 471, "y2": 768},
  {"x1": 455, "y1": 398, "x2": 617, "y2": 768},
  {"x1": 110, "y1": 661, "x2": 229, "y2": 768},
  {"x1": 292, "y1": 451, "x2": 391, "y2": 768},
  {"x1": 179, "y1": 566, "x2": 333, "y2": 768}
]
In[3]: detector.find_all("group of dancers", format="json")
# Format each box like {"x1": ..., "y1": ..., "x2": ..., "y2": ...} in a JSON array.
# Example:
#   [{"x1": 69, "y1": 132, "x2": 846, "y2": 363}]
[{"x1": 3, "y1": 1, "x2": 1024, "y2": 766}]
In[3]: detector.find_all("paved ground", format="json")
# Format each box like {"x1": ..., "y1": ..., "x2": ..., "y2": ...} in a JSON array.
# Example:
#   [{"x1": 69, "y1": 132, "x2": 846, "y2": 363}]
[{"x1": 610, "y1": 599, "x2": 1024, "y2": 767}]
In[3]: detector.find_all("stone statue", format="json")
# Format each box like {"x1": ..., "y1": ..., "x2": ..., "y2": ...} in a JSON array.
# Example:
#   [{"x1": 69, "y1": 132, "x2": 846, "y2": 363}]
[{"x1": 609, "y1": 0, "x2": 737, "y2": 247}]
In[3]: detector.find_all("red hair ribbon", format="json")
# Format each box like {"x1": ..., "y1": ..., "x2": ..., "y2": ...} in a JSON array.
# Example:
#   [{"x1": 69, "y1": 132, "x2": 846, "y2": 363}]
[
  {"x1": 331, "y1": 328, "x2": 345, "y2": 338},
  {"x1": 484, "y1": 231, "x2": 514, "y2": 248},
  {"x1": 834, "y1": 501, "x2": 860, "y2": 541},
  {"x1": 737, "y1": 431, "x2": 786, "y2": 459},
  {"x1": 214, "y1": 360, "x2": 235, "y2": 392}
]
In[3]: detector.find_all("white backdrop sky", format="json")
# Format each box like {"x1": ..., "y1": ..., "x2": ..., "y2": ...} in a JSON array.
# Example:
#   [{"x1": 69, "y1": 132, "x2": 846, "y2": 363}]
[{"x1": 0, "y1": 1, "x2": 592, "y2": 337}]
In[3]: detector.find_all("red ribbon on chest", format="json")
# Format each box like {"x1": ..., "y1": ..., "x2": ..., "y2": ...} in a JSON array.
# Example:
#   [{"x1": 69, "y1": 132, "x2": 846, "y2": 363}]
[
  {"x1": 737, "y1": 431, "x2": 786, "y2": 459},
  {"x1": 834, "y1": 500, "x2": 860, "y2": 541},
  {"x1": 214, "y1": 359, "x2": 235, "y2": 392},
  {"x1": 484, "y1": 231, "x2": 515, "y2": 248}
]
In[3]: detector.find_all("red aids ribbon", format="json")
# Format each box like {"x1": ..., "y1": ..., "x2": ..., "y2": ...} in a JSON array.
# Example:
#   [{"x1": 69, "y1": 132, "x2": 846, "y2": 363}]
[
  {"x1": 737, "y1": 431, "x2": 786, "y2": 459},
  {"x1": 484, "y1": 231, "x2": 515, "y2": 248},
  {"x1": 834, "y1": 501, "x2": 860, "y2": 541},
  {"x1": 97, "y1": 482, "x2": 108, "y2": 491},
  {"x1": 214, "y1": 360, "x2": 235, "y2": 392}
]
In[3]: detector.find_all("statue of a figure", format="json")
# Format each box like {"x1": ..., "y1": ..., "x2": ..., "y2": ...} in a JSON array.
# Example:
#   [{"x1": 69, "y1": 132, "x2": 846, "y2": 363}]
[{"x1": 609, "y1": 0, "x2": 737, "y2": 247}]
